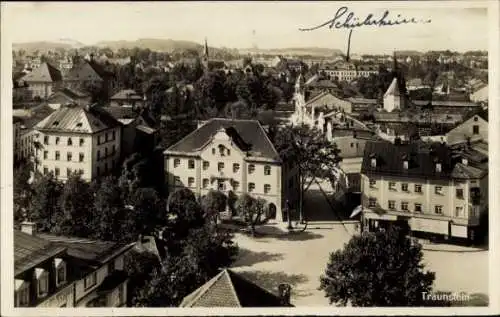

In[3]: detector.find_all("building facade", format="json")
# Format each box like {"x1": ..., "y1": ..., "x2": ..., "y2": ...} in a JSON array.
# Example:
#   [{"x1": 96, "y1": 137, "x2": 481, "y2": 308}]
[
  {"x1": 18, "y1": 62, "x2": 63, "y2": 100},
  {"x1": 446, "y1": 114, "x2": 488, "y2": 145},
  {"x1": 360, "y1": 141, "x2": 488, "y2": 241},
  {"x1": 14, "y1": 225, "x2": 134, "y2": 307},
  {"x1": 164, "y1": 118, "x2": 299, "y2": 222},
  {"x1": 33, "y1": 104, "x2": 121, "y2": 182}
]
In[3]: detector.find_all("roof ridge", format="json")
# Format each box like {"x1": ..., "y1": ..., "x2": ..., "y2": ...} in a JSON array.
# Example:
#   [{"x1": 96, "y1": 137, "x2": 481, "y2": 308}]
[
  {"x1": 185, "y1": 269, "x2": 231, "y2": 307},
  {"x1": 223, "y1": 269, "x2": 242, "y2": 307}
]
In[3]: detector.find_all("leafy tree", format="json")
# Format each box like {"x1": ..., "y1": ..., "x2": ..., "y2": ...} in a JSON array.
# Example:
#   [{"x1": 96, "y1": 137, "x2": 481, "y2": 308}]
[
  {"x1": 92, "y1": 176, "x2": 126, "y2": 241},
  {"x1": 274, "y1": 125, "x2": 342, "y2": 222},
  {"x1": 131, "y1": 187, "x2": 166, "y2": 235},
  {"x1": 13, "y1": 160, "x2": 33, "y2": 224},
  {"x1": 125, "y1": 249, "x2": 162, "y2": 306},
  {"x1": 200, "y1": 190, "x2": 227, "y2": 224},
  {"x1": 234, "y1": 193, "x2": 270, "y2": 236},
  {"x1": 319, "y1": 227, "x2": 435, "y2": 306}
]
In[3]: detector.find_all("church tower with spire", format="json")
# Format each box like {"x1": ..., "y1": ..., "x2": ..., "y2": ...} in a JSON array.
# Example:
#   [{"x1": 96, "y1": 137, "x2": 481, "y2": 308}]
[{"x1": 383, "y1": 52, "x2": 406, "y2": 112}]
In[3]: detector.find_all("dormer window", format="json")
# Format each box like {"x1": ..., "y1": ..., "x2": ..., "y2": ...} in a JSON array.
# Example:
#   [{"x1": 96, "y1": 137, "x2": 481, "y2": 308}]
[
  {"x1": 370, "y1": 153, "x2": 377, "y2": 168},
  {"x1": 53, "y1": 121, "x2": 59, "y2": 126},
  {"x1": 76, "y1": 122, "x2": 83, "y2": 128},
  {"x1": 35, "y1": 268, "x2": 49, "y2": 298},
  {"x1": 54, "y1": 258, "x2": 67, "y2": 287},
  {"x1": 15, "y1": 279, "x2": 30, "y2": 307},
  {"x1": 462, "y1": 158, "x2": 468, "y2": 166},
  {"x1": 435, "y1": 163, "x2": 442, "y2": 173}
]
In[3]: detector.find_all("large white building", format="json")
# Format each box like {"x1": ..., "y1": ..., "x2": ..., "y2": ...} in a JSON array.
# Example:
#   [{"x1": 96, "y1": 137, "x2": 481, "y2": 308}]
[
  {"x1": 33, "y1": 104, "x2": 122, "y2": 181},
  {"x1": 164, "y1": 118, "x2": 299, "y2": 222}
]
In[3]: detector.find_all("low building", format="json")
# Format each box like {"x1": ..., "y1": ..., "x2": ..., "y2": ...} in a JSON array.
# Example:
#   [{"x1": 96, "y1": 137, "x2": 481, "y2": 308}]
[
  {"x1": 411, "y1": 100, "x2": 481, "y2": 115},
  {"x1": 470, "y1": 85, "x2": 488, "y2": 103},
  {"x1": 109, "y1": 89, "x2": 144, "y2": 108},
  {"x1": 14, "y1": 223, "x2": 134, "y2": 307},
  {"x1": 180, "y1": 269, "x2": 292, "y2": 307},
  {"x1": 304, "y1": 91, "x2": 353, "y2": 114},
  {"x1": 360, "y1": 141, "x2": 488, "y2": 242},
  {"x1": 18, "y1": 62, "x2": 63, "y2": 100},
  {"x1": 164, "y1": 118, "x2": 299, "y2": 222},
  {"x1": 319, "y1": 61, "x2": 357, "y2": 82},
  {"x1": 446, "y1": 114, "x2": 488, "y2": 145},
  {"x1": 45, "y1": 88, "x2": 92, "y2": 109},
  {"x1": 34, "y1": 104, "x2": 122, "y2": 182}
]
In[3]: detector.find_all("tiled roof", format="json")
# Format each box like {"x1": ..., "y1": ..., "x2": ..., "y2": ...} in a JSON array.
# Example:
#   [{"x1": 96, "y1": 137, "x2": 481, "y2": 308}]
[
  {"x1": 165, "y1": 118, "x2": 280, "y2": 161},
  {"x1": 450, "y1": 163, "x2": 486, "y2": 179},
  {"x1": 65, "y1": 61, "x2": 106, "y2": 82},
  {"x1": 14, "y1": 230, "x2": 67, "y2": 276},
  {"x1": 308, "y1": 79, "x2": 340, "y2": 89},
  {"x1": 100, "y1": 106, "x2": 138, "y2": 121},
  {"x1": 16, "y1": 104, "x2": 57, "y2": 129},
  {"x1": 20, "y1": 62, "x2": 62, "y2": 83},
  {"x1": 384, "y1": 78, "x2": 400, "y2": 97},
  {"x1": 361, "y1": 141, "x2": 462, "y2": 179},
  {"x1": 180, "y1": 269, "x2": 286, "y2": 307},
  {"x1": 36, "y1": 233, "x2": 134, "y2": 265},
  {"x1": 110, "y1": 89, "x2": 143, "y2": 100},
  {"x1": 35, "y1": 105, "x2": 120, "y2": 134},
  {"x1": 347, "y1": 97, "x2": 378, "y2": 104},
  {"x1": 412, "y1": 100, "x2": 478, "y2": 107}
]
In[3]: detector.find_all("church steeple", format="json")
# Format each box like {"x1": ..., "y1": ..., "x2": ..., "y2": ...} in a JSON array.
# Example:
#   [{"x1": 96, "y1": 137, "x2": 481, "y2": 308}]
[
  {"x1": 204, "y1": 37, "x2": 209, "y2": 59},
  {"x1": 202, "y1": 37, "x2": 209, "y2": 72}
]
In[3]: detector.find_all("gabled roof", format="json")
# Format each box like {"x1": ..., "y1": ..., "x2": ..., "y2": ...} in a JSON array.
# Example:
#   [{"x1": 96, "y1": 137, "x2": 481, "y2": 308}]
[
  {"x1": 20, "y1": 62, "x2": 62, "y2": 83},
  {"x1": 14, "y1": 230, "x2": 67, "y2": 276},
  {"x1": 450, "y1": 163, "x2": 486, "y2": 179},
  {"x1": 36, "y1": 233, "x2": 135, "y2": 266},
  {"x1": 384, "y1": 78, "x2": 400, "y2": 97},
  {"x1": 35, "y1": 105, "x2": 120, "y2": 134},
  {"x1": 65, "y1": 61, "x2": 106, "y2": 82},
  {"x1": 180, "y1": 269, "x2": 287, "y2": 307},
  {"x1": 165, "y1": 118, "x2": 280, "y2": 161}
]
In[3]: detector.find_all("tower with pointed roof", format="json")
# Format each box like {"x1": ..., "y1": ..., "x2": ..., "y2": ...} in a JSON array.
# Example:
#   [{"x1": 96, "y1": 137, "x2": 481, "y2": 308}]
[
  {"x1": 383, "y1": 52, "x2": 406, "y2": 112},
  {"x1": 202, "y1": 38, "x2": 209, "y2": 72}
]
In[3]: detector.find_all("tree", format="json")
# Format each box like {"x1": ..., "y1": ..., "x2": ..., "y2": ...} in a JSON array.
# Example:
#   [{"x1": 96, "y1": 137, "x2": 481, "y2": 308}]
[
  {"x1": 234, "y1": 193, "x2": 270, "y2": 236},
  {"x1": 125, "y1": 250, "x2": 162, "y2": 306},
  {"x1": 274, "y1": 125, "x2": 342, "y2": 222},
  {"x1": 319, "y1": 227, "x2": 435, "y2": 306},
  {"x1": 92, "y1": 176, "x2": 126, "y2": 242},
  {"x1": 200, "y1": 190, "x2": 227, "y2": 224},
  {"x1": 130, "y1": 187, "x2": 166, "y2": 235}
]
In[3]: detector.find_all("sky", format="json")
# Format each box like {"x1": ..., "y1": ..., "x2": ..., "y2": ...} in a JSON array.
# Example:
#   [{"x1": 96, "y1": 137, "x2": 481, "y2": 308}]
[{"x1": 2, "y1": 1, "x2": 490, "y2": 54}]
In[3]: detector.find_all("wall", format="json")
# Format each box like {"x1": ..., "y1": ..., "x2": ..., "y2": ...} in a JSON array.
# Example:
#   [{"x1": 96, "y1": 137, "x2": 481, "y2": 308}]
[
  {"x1": 37, "y1": 283, "x2": 74, "y2": 307},
  {"x1": 75, "y1": 265, "x2": 109, "y2": 306},
  {"x1": 446, "y1": 115, "x2": 488, "y2": 144},
  {"x1": 91, "y1": 127, "x2": 122, "y2": 179}
]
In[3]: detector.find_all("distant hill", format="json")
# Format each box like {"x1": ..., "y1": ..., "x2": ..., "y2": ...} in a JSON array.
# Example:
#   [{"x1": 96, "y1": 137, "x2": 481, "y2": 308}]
[
  {"x1": 12, "y1": 41, "x2": 84, "y2": 53},
  {"x1": 239, "y1": 47, "x2": 344, "y2": 57},
  {"x1": 394, "y1": 50, "x2": 424, "y2": 57},
  {"x1": 94, "y1": 38, "x2": 203, "y2": 52}
]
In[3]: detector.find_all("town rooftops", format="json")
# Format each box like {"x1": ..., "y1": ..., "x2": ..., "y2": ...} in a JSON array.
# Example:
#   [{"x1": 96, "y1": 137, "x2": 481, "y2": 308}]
[
  {"x1": 35, "y1": 104, "x2": 120, "y2": 134},
  {"x1": 180, "y1": 269, "x2": 288, "y2": 307},
  {"x1": 14, "y1": 230, "x2": 67, "y2": 276},
  {"x1": 347, "y1": 97, "x2": 378, "y2": 104},
  {"x1": 36, "y1": 233, "x2": 135, "y2": 266},
  {"x1": 411, "y1": 100, "x2": 479, "y2": 108},
  {"x1": 20, "y1": 62, "x2": 62, "y2": 83},
  {"x1": 165, "y1": 118, "x2": 281, "y2": 161},
  {"x1": 65, "y1": 60, "x2": 108, "y2": 82},
  {"x1": 110, "y1": 89, "x2": 143, "y2": 100},
  {"x1": 361, "y1": 141, "x2": 487, "y2": 180}
]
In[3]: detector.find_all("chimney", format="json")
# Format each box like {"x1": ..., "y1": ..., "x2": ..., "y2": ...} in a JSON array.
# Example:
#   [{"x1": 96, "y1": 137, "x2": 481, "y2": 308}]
[
  {"x1": 462, "y1": 157, "x2": 468, "y2": 166},
  {"x1": 21, "y1": 221, "x2": 36, "y2": 235},
  {"x1": 278, "y1": 283, "x2": 291, "y2": 306},
  {"x1": 435, "y1": 162, "x2": 442, "y2": 173}
]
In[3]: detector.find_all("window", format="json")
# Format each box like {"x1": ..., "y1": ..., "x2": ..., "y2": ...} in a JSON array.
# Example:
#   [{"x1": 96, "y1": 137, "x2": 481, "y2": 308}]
[
  {"x1": 79, "y1": 169, "x2": 84, "y2": 176},
  {"x1": 97, "y1": 166, "x2": 100, "y2": 176},
  {"x1": 78, "y1": 152, "x2": 84, "y2": 162},
  {"x1": 435, "y1": 186, "x2": 443, "y2": 195},
  {"x1": 232, "y1": 181, "x2": 240, "y2": 191},
  {"x1": 43, "y1": 167, "x2": 48, "y2": 175},
  {"x1": 118, "y1": 283, "x2": 126, "y2": 305},
  {"x1": 188, "y1": 177, "x2": 195, "y2": 187},
  {"x1": 350, "y1": 143, "x2": 354, "y2": 148},
  {"x1": 227, "y1": 149, "x2": 231, "y2": 156},
  {"x1": 473, "y1": 125, "x2": 479, "y2": 135},
  {"x1": 112, "y1": 130, "x2": 116, "y2": 140},
  {"x1": 188, "y1": 159, "x2": 195, "y2": 169},
  {"x1": 415, "y1": 184, "x2": 422, "y2": 193},
  {"x1": 55, "y1": 151, "x2": 60, "y2": 160},
  {"x1": 108, "y1": 260, "x2": 115, "y2": 273},
  {"x1": 97, "y1": 150, "x2": 101, "y2": 160},
  {"x1": 218, "y1": 162, "x2": 224, "y2": 172},
  {"x1": 218, "y1": 145, "x2": 226, "y2": 156},
  {"x1": 203, "y1": 161, "x2": 209, "y2": 170},
  {"x1": 368, "y1": 197, "x2": 377, "y2": 208},
  {"x1": 218, "y1": 180, "x2": 225, "y2": 191},
  {"x1": 36, "y1": 269, "x2": 49, "y2": 298},
  {"x1": 401, "y1": 202, "x2": 409, "y2": 211},
  {"x1": 174, "y1": 158, "x2": 180, "y2": 168},
  {"x1": 79, "y1": 138, "x2": 84, "y2": 146},
  {"x1": 55, "y1": 258, "x2": 66, "y2": 286},
  {"x1": 112, "y1": 145, "x2": 116, "y2": 155},
  {"x1": 202, "y1": 178, "x2": 209, "y2": 188},
  {"x1": 434, "y1": 205, "x2": 443, "y2": 215},
  {"x1": 98, "y1": 135, "x2": 102, "y2": 145},
  {"x1": 55, "y1": 137, "x2": 60, "y2": 145},
  {"x1": 43, "y1": 151, "x2": 48, "y2": 159},
  {"x1": 248, "y1": 164, "x2": 255, "y2": 174},
  {"x1": 455, "y1": 206, "x2": 464, "y2": 217},
  {"x1": 104, "y1": 147, "x2": 108, "y2": 157},
  {"x1": 212, "y1": 148, "x2": 216, "y2": 155},
  {"x1": 66, "y1": 168, "x2": 71, "y2": 177},
  {"x1": 105, "y1": 132, "x2": 109, "y2": 142},
  {"x1": 84, "y1": 272, "x2": 97, "y2": 290},
  {"x1": 67, "y1": 152, "x2": 72, "y2": 161},
  {"x1": 55, "y1": 167, "x2": 60, "y2": 177},
  {"x1": 67, "y1": 138, "x2": 72, "y2": 146},
  {"x1": 233, "y1": 163, "x2": 240, "y2": 173},
  {"x1": 264, "y1": 184, "x2": 271, "y2": 194},
  {"x1": 369, "y1": 179, "x2": 376, "y2": 188},
  {"x1": 44, "y1": 136, "x2": 49, "y2": 145},
  {"x1": 401, "y1": 183, "x2": 408, "y2": 192},
  {"x1": 174, "y1": 176, "x2": 181, "y2": 185},
  {"x1": 389, "y1": 182, "x2": 396, "y2": 191},
  {"x1": 248, "y1": 182, "x2": 255, "y2": 192},
  {"x1": 456, "y1": 188, "x2": 464, "y2": 199},
  {"x1": 388, "y1": 200, "x2": 395, "y2": 210},
  {"x1": 414, "y1": 203, "x2": 422, "y2": 213},
  {"x1": 16, "y1": 282, "x2": 30, "y2": 306},
  {"x1": 264, "y1": 165, "x2": 271, "y2": 175}
]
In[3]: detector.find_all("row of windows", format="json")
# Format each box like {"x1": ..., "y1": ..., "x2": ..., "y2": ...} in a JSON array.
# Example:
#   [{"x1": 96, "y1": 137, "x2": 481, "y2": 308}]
[
  {"x1": 174, "y1": 159, "x2": 272, "y2": 175},
  {"x1": 174, "y1": 176, "x2": 273, "y2": 193},
  {"x1": 42, "y1": 161, "x2": 114, "y2": 178},
  {"x1": 42, "y1": 131, "x2": 117, "y2": 146},
  {"x1": 369, "y1": 180, "x2": 466, "y2": 198},
  {"x1": 42, "y1": 146, "x2": 116, "y2": 162},
  {"x1": 368, "y1": 198, "x2": 448, "y2": 215}
]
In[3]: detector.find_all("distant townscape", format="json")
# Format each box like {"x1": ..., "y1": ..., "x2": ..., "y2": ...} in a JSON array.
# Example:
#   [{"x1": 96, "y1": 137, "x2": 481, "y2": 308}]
[{"x1": 12, "y1": 37, "x2": 489, "y2": 308}]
